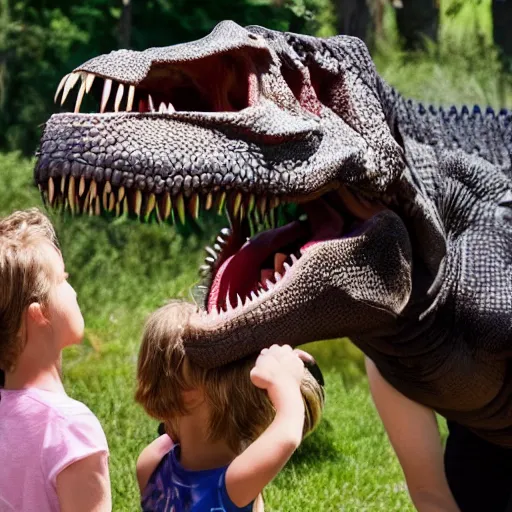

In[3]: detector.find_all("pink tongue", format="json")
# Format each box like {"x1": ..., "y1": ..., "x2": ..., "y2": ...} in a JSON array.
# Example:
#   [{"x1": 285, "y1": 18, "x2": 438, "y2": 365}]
[{"x1": 207, "y1": 199, "x2": 344, "y2": 312}]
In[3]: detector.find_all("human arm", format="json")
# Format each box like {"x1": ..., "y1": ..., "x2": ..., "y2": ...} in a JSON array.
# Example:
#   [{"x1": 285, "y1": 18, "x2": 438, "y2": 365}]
[
  {"x1": 225, "y1": 344, "x2": 306, "y2": 508},
  {"x1": 365, "y1": 357, "x2": 460, "y2": 512},
  {"x1": 136, "y1": 434, "x2": 175, "y2": 493},
  {"x1": 57, "y1": 452, "x2": 111, "y2": 512}
]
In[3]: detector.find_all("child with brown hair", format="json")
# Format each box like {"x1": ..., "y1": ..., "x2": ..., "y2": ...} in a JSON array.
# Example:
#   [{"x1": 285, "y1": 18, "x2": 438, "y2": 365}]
[
  {"x1": 135, "y1": 301, "x2": 325, "y2": 512},
  {"x1": 0, "y1": 208, "x2": 111, "y2": 512}
]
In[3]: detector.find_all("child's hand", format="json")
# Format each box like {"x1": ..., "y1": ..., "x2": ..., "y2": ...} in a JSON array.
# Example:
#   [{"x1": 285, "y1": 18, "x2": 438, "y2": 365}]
[{"x1": 250, "y1": 345, "x2": 305, "y2": 407}]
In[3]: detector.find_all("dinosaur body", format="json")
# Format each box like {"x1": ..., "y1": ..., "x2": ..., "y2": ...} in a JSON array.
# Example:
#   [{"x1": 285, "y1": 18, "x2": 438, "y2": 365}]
[{"x1": 34, "y1": 22, "x2": 512, "y2": 446}]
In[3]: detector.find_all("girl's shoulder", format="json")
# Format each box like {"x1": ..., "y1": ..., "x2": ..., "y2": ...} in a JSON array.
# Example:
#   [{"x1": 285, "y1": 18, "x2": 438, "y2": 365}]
[{"x1": 137, "y1": 434, "x2": 175, "y2": 493}]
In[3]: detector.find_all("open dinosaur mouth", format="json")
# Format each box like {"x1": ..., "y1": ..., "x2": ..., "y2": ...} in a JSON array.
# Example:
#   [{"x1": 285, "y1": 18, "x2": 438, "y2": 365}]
[
  {"x1": 38, "y1": 50, "x2": 388, "y2": 320},
  {"x1": 54, "y1": 49, "x2": 264, "y2": 116},
  {"x1": 198, "y1": 187, "x2": 385, "y2": 316}
]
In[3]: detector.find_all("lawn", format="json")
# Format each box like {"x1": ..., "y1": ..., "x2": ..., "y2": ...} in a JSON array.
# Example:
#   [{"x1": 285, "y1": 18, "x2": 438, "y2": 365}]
[{"x1": 1, "y1": 2, "x2": 509, "y2": 507}]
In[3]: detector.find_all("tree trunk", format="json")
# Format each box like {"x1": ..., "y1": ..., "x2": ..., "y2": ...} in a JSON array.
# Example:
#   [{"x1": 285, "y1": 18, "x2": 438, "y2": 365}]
[
  {"x1": 395, "y1": 0, "x2": 439, "y2": 51},
  {"x1": 492, "y1": 0, "x2": 512, "y2": 71},
  {"x1": 118, "y1": 0, "x2": 132, "y2": 49},
  {"x1": 333, "y1": 0, "x2": 375, "y2": 50}
]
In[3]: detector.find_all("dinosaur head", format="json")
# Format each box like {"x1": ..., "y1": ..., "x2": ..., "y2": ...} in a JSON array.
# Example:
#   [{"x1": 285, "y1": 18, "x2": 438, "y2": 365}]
[{"x1": 35, "y1": 21, "x2": 428, "y2": 367}]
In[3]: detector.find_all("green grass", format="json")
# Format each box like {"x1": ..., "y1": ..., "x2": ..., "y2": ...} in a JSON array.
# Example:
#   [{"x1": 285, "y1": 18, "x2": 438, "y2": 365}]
[{"x1": 1, "y1": 5, "x2": 508, "y2": 506}]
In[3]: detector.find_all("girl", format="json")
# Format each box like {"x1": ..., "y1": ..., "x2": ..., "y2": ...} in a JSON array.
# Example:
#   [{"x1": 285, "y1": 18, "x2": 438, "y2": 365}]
[
  {"x1": 0, "y1": 209, "x2": 111, "y2": 512},
  {"x1": 135, "y1": 301, "x2": 325, "y2": 511}
]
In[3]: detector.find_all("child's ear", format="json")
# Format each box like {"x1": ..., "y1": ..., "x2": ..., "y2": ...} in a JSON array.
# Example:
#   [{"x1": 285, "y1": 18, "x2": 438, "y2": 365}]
[
  {"x1": 27, "y1": 302, "x2": 49, "y2": 327},
  {"x1": 182, "y1": 388, "x2": 204, "y2": 408}
]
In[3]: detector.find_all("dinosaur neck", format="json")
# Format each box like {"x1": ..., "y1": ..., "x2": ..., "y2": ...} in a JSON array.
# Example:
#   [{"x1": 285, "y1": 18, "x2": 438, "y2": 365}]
[{"x1": 377, "y1": 76, "x2": 512, "y2": 172}]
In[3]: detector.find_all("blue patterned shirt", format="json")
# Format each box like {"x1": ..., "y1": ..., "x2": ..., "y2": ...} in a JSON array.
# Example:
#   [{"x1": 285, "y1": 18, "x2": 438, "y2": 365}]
[{"x1": 141, "y1": 445, "x2": 254, "y2": 512}]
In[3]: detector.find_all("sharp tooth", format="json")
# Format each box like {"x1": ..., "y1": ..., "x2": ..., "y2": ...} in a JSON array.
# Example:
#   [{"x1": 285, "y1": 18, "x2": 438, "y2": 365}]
[
  {"x1": 145, "y1": 193, "x2": 156, "y2": 218},
  {"x1": 94, "y1": 196, "x2": 101, "y2": 216},
  {"x1": 205, "y1": 256, "x2": 215, "y2": 265},
  {"x1": 225, "y1": 296, "x2": 233, "y2": 311},
  {"x1": 114, "y1": 83, "x2": 125, "y2": 112},
  {"x1": 168, "y1": 102, "x2": 175, "y2": 113},
  {"x1": 61, "y1": 73, "x2": 80, "y2": 105},
  {"x1": 83, "y1": 189, "x2": 91, "y2": 211},
  {"x1": 220, "y1": 228, "x2": 231, "y2": 237},
  {"x1": 199, "y1": 264, "x2": 211, "y2": 274},
  {"x1": 213, "y1": 243, "x2": 222, "y2": 252},
  {"x1": 118, "y1": 186, "x2": 125, "y2": 202},
  {"x1": 159, "y1": 102, "x2": 167, "y2": 114},
  {"x1": 79, "y1": 176, "x2": 86, "y2": 197},
  {"x1": 54, "y1": 74, "x2": 70, "y2": 103},
  {"x1": 100, "y1": 79, "x2": 113, "y2": 113},
  {"x1": 265, "y1": 279, "x2": 274, "y2": 290},
  {"x1": 102, "y1": 187, "x2": 110, "y2": 211},
  {"x1": 176, "y1": 194, "x2": 186, "y2": 224},
  {"x1": 108, "y1": 193, "x2": 116, "y2": 212},
  {"x1": 205, "y1": 246, "x2": 217, "y2": 259},
  {"x1": 123, "y1": 196, "x2": 129, "y2": 214},
  {"x1": 217, "y1": 191, "x2": 226, "y2": 215},
  {"x1": 290, "y1": 254, "x2": 298, "y2": 264},
  {"x1": 158, "y1": 193, "x2": 172, "y2": 221},
  {"x1": 239, "y1": 204, "x2": 245, "y2": 222},
  {"x1": 237, "y1": 294, "x2": 244, "y2": 308},
  {"x1": 258, "y1": 196, "x2": 267, "y2": 217},
  {"x1": 189, "y1": 194, "x2": 199, "y2": 219},
  {"x1": 216, "y1": 236, "x2": 226, "y2": 245},
  {"x1": 74, "y1": 78, "x2": 86, "y2": 113},
  {"x1": 233, "y1": 192, "x2": 242, "y2": 218},
  {"x1": 90, "y1": 181, "x2": 97, "y2": 199},
  {"x1": 104, "y1": 181, "x2": 112, "y2": 194},
  {"x1": 85, "y1": 73, "x2": 95, "y2": 93},
  {"x1": 148, "y1": 94, "x2": 155, "y2": 113},
  {"x1": 274, "y1": 271, "x2": 282, "y2": 282},
  {"x1": 205, "y1": 192, "x2": 213, "y2": 211},
  {"x1": 250, "y1": 291, "x2": 258, "y2": 302},
  {"x1": 48, "y1": 177, "x2": 55, "y2": 204},
  {"x1": 283, "y1": 262, "x2": 291, "y2": 272},
  {"x1": 60, "y1": 175, "x2": 67, "y2": 194},
  {"x1": 126, "y1": 85, "x2": 135, "y2": 112},
  {"x1": 134, "y1": 190, "x2": 142, "y2": 217},
  {"x1": 68, "y1": 176, "x2": 76, "y2": 214}
]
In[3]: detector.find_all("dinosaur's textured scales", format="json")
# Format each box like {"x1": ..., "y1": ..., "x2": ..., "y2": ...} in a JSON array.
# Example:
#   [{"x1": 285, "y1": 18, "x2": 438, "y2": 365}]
[{"x1": 34, "y1": 22, "x2": 512, "y2": 446}]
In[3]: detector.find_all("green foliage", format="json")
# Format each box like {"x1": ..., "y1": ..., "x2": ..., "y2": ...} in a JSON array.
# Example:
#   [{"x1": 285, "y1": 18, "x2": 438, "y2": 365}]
[{"x1": 374, "y1": 0, "x2": 512, "y2": 109}]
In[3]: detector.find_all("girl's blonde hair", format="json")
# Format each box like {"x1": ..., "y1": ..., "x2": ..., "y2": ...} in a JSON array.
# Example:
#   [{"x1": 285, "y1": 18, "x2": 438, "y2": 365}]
[
  {"x1": 0, "y1": 209, "x2": 58, "y2": 373},
  {"x1": 135, "y1": 301, "x2": 325, "y2": 454}
]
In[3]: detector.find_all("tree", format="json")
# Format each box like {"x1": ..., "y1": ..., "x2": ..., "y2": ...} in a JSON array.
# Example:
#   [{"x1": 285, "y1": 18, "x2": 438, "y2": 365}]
[
  {"x1": 492, "y1": 0, "x2": 512, "y2": 71},
  {"x1": 395, "y1": 0, "x2": 439, "y2": 51},
  {"x1": 332, "y1": 0, "x2": 374, "y2": 48}
]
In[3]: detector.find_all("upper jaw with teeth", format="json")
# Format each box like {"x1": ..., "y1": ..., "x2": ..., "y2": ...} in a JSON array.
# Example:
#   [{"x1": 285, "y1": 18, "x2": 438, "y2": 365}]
[{"x1": 55, "y1": 71, "x2": 176, "y2": 115}]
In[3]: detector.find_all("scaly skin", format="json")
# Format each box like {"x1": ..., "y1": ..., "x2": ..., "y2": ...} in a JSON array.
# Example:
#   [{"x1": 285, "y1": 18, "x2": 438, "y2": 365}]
[{"x1": 35, "y1": 22, "x2": 512, "y2": 445}]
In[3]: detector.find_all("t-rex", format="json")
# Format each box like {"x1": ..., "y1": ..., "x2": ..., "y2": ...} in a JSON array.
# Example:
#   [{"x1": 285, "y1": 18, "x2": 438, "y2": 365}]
[{"x1": 34, "y1": 21, "x2": 512, "y2": 446}]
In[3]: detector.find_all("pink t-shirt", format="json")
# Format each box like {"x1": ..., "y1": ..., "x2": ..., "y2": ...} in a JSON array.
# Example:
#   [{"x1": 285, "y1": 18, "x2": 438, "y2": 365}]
[{"x1": 0, "y1": 387, "x2": 109, "y2": 512}]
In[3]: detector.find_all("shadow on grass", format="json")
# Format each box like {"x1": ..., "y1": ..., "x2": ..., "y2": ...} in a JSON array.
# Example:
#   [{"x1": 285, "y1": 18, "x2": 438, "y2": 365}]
[{"x1": 287, "y1": 419, "x2": 346, "y2": 474}]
